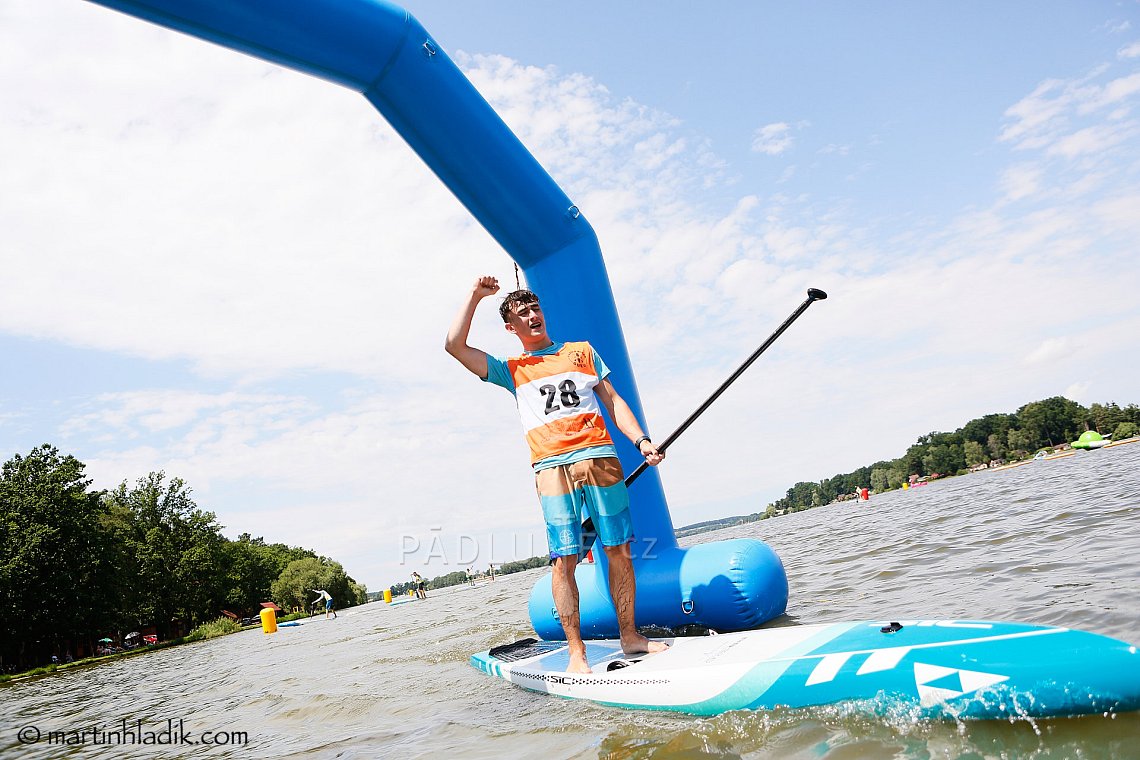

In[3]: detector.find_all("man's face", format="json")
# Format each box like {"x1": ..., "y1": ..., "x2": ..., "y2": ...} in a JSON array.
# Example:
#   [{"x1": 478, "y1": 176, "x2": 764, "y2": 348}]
[{"x1": 505, "y1": 299, "x2": 546, "y2": 341}]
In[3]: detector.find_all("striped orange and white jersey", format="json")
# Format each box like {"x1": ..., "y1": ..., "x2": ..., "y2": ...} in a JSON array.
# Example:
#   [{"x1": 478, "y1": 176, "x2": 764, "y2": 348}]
[{"x1": 484, "y1": 341, "x2": 615, "y2": 464}]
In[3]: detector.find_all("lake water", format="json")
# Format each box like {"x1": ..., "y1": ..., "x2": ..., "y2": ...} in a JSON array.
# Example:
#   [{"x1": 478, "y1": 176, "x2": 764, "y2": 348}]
[{"x1": 3, "y1": 443, "x2": 1139, "y2": 759}]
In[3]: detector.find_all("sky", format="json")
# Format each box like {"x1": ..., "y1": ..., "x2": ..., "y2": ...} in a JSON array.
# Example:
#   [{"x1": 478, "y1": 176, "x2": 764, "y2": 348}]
[{"x1": 2, "y1": 0, "x2": 1139, "y2": 591}]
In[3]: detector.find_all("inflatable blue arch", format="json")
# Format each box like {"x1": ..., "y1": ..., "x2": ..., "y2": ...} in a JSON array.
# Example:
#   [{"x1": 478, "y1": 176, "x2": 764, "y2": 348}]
[{"x1": 87, "y1": 0, "x2": 788, "y2": 638}]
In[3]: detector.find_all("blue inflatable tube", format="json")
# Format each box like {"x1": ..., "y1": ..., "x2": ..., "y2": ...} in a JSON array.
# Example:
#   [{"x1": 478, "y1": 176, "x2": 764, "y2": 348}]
[
  {"x1": 86, "y1": 0, "x2": 788, "y2": 636},
  {"x1": 530, "y1": 540, "x2": 789, "y2": 640}
]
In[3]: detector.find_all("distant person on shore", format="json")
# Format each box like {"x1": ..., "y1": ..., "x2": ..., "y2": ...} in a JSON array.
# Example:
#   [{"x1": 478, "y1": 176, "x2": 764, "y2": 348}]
[
  {"x1": 311, "y1": 589, "x2": 337, "y2": 619},
  {"x1": 445, "y1": 275, "x2": 669, "y2": 674},
  {"x1": 411, "y1": 572, "x2": 427, "y2": 599},
  {"x1": 467, "y1": 567, "x2": 477, "y2": 588}
]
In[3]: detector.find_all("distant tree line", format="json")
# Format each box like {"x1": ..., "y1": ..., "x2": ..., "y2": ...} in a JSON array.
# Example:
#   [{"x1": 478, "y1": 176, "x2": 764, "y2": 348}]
[
  {"x1": 768, "y1": 397, "x2": 1139, "y2": 514},
  {"x1": 388, "y1": 555, "x2": 550, "y2": 596},
  {"x1": 0, "y1": 444, "x2": 366, "y2": 672}
]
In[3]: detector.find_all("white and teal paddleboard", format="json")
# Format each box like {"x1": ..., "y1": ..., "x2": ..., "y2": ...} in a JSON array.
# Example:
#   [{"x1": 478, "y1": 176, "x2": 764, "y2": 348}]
[{"x1": 471, "y1": 620, "x2": 1140, "y2": 719}]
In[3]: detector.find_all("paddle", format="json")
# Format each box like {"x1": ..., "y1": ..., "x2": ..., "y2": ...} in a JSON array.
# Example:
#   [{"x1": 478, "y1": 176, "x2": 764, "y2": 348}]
[{"x1": 579, "y1": 287, "x2": 828, "y2": 560}]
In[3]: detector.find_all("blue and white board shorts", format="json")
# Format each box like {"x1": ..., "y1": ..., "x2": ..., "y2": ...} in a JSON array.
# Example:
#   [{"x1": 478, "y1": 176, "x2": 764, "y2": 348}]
[{"x1": 535, "y1": 456, "x2": 633, "y2": 559}]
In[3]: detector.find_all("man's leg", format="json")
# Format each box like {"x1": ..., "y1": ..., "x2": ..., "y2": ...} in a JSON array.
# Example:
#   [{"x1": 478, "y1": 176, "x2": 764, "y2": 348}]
[
  {"x1": 602, "y1": 542, "x2": 670, "y2": 656},
  {"x1": 551, "y1": 553, "x2": 592, "y2": 674},
  {"x1": 575, "y1": 458, "x2": 668, "y2": 657},
  {"x1": 536, "y1": 465, "x2": 592, "y2": 672}
]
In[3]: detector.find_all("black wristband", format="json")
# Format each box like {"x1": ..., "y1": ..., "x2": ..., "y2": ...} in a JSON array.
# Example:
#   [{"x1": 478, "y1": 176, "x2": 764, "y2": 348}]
[{"x1": 633, "y1": 435, "x2": 651, "y2": 451}]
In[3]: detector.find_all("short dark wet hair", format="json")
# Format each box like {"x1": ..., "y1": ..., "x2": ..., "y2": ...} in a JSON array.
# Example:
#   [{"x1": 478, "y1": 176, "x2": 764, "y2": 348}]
[{"x1": 499, "y1": 289, "x2": 540, "y2": 323}]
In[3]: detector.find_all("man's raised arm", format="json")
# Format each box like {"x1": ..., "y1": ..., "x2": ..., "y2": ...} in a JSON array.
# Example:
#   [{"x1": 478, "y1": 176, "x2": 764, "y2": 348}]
[{"x1": 445, "y1": 276, "x2": 500, "y2": 378}]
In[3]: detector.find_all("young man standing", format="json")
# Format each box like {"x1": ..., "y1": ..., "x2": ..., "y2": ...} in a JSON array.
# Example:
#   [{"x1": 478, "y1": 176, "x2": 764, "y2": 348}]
[
  {"x1": 445, "y1": 275, "x2": 668, "y2": 673},
  {"x1": 411, "y1": 571, "x2": 427, "y2": 599},
  {"x1": 311, "y1": 589, "x2": 336, "y2": 619}
]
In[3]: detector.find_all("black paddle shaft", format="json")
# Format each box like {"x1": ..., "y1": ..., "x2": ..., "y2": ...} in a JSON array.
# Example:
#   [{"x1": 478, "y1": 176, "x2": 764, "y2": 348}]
[
  {"x1": 623, "y1": 287, "x2": 827, "y2": 487},
  {"x1": 578, "y1": 288, "x2": 827, "y2": 559}
]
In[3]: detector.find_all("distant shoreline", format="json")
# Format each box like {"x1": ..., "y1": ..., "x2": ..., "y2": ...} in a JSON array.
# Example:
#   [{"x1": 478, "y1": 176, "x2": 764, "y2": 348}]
[
  {"x1": 984, "y1": 435, "x2": 1138, "y2": 472},
  {"x1": 674, "y1": 435, "x2": 1140, "y2": 539},
  {"x1": 0, "y1": 613, "x2": 310, "y2": 685}
]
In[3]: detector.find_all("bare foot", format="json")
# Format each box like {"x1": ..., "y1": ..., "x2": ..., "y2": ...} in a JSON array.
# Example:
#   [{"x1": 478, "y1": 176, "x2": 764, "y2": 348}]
[
  {"x1": 620, "y1": 633, "x2": 670, "y2": 656},
  {"x1": 567, "y1": 650, "x2": 593, "y2": 674}
]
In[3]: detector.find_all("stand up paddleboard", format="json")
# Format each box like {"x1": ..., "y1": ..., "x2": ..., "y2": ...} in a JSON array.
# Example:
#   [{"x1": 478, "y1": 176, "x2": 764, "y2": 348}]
[{"x1": 471, "y1": 620, "x2": 1140, "y2": 719}]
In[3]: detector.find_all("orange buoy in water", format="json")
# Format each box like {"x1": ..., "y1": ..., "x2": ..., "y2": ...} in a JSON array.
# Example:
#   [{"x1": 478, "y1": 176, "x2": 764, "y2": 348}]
[{"x1": 260, "y1": 607, "x2": 277, "y2": 634}]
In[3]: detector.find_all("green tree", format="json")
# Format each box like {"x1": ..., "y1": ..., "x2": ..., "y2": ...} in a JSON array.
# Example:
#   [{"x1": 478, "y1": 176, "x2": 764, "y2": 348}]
[
  {"x1": 103, "y1": 472, "x2": 226, "y2": 636},
  {"x1": 1007, "y1": 428, "x2": 1035, "y2": 457},
  {"x1": 497, "y1": 556, "x2": 549, "y2": 574},
  {"x1": 0, "y1": 446, "x2": 110, "y2": 668},
  {"x1": 1017, "y1": 397, "x2": 1088, "y2": 448},
  {"x1": 1126, "y1": 405, "x2": 1140, "y2": 425},
  {"x1": 901, "y1": 442, "x2": 929, "y2": 477},
  {"x1": 220, "y1": 535, "x2": 315, "y2": 614},
  {"x1": 1089, "y1": 402, "x2": 1132, "y2": 434},
  {"x1": 959, "y1": 413, "x2": 1018, "y2": 446},
  {"x1": 963, "y1": 440, "x2": 987, "y2": 467},
  {"x1": 271, "y1": 557, "x2": 355, "y2": 611},
  {"x1": 870, "y1": 467, "x2": 889, "y2": 492},
  {"x1": 921, "y1": 444, "x2": 964, "y2": 476},
  {"x1": 1112, "y1": 421, "x2": 1138, "y2": 440},
  {"x1": 986, "y1": 433, "x2": 1008, "y2": 461},
  {"x1": 428, "y1": 570, "x2": 468, "y2": 589},
  {"x1": 348, "y1": 580, "x2": 368, "y2": 605}
]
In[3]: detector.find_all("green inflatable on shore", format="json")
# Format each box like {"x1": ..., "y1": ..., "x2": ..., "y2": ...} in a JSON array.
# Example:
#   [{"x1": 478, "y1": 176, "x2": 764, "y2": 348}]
[{"x1": 1072, "y1": 431, "x2": 1109, "y2": 450}]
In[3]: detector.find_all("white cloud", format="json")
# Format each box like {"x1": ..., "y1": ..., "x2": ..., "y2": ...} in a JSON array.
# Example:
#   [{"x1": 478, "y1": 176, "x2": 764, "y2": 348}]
[
  {"x1": 999, "y1": 78, "x2": 1069, "y2": 148},
  {"x1": 1001, "y1": 68, "x2": 1140, "y2": 157},
  {"x1": 998, "y1": 163, "x2": 1043, "y2": 201},
  {"x1": 1024, "y1": 337, "x2": 1074, "y2": 365},
  {"x1": 1064, "y1": 381, "x2": 1093, "y2": 402},
  {"x1": 751, "y1": 122, "x2": 794, "y2": 156},
  {"x1": 1120, "y1": 41, "x2": 1140, "y2": 59},
  {"x1": 1049, "y1": 123, "x2": 1135, "y2": 157}
]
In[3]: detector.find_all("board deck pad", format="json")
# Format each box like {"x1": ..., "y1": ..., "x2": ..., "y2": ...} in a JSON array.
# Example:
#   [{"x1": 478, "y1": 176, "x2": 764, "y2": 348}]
[
  {"x1": 488, "y1": 638, "x2": 567, "y2": 662},
  {"x1": 471, "y1": 620, "x2": 1140, "y2": 719}
]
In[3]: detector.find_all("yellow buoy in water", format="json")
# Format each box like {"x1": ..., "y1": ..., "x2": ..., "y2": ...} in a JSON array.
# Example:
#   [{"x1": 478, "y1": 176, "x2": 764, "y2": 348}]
[
  {"x1": 383, "y1": 589, "x2": 392, "y2": 604},
  {"x1": 260, "y1": 607, "x2": 277, "y2": 634}
]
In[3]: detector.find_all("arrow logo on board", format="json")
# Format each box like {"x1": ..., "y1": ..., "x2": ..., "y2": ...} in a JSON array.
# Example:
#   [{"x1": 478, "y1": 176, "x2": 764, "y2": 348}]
[{"x1": 914, "y1": 663, "x2": 1009, "y2": 707}]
